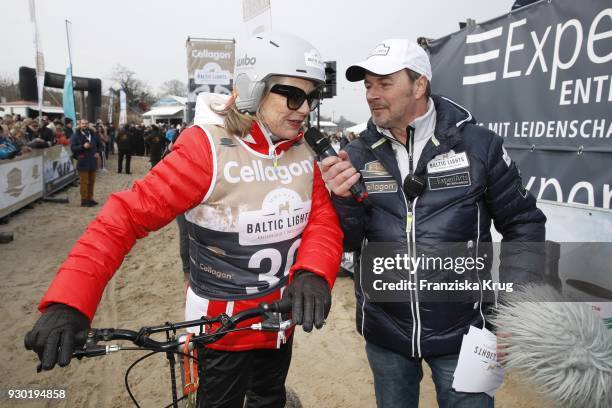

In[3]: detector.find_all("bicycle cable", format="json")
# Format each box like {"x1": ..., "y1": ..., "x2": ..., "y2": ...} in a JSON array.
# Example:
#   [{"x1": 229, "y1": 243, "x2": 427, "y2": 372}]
[{"x1": 122, "y1": 326, "x2": 253, "y2": 407}]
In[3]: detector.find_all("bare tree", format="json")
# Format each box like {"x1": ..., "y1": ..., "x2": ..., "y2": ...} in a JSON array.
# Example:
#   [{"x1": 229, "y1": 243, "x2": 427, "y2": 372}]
[
  {"x1": 0, "y1": 75, "x2": 20, "y2": 102},
  {"x1": 109, "y1": 64, "x2": 154, "y2": 112},
  {"x1": 158, "y1": 80, "x2": 187, "y2": 97}
]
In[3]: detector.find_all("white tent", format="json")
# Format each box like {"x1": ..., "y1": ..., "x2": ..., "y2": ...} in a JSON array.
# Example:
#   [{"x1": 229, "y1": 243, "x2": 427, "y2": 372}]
[
  {"x1": 0, "y1": 101, "x2": 64, "y2": 117},
  {"x1": 142, "y1": 95, "x2": 187, "y2": 125}
]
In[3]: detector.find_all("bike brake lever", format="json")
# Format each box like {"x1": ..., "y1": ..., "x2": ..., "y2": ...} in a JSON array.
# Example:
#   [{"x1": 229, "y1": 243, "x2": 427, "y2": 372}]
[
  {"x1": 73, "y1": 344, "x2": 108, "y2": 359},
  {"x1": 73, "y1": 344, "x2": 121, "y2": 359}
]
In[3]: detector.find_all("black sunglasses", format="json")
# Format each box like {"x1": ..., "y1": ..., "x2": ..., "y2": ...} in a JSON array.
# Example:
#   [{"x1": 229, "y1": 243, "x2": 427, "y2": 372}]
[{"x1": 269, "y1": 84, "x2": 321, "y2": 111}]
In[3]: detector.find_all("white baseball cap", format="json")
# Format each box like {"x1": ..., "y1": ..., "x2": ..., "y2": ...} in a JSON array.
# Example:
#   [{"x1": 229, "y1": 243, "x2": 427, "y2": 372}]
[{"x1": 346, "y1": 39, "x2": 432, "y2": 82}]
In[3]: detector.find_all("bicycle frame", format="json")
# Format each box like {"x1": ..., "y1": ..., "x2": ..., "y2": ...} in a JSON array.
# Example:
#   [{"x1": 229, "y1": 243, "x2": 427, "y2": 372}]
[{"x1": 71, "y1": 300, "x2": 293, "y2": 408}]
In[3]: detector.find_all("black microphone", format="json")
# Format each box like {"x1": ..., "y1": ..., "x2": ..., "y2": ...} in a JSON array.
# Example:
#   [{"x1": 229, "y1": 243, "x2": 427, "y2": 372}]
[{"x1": 304, "y1": 127, "x2": 369, "y2": 204}]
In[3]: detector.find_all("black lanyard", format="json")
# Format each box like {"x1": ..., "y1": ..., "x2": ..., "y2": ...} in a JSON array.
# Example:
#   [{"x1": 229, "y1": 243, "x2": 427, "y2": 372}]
[
  {"x1": 407, "y1": 125, "x2": 415, "y2": 175},
  {"x1": 403, "y1": 125, "x2": 425, "y2": 201}
]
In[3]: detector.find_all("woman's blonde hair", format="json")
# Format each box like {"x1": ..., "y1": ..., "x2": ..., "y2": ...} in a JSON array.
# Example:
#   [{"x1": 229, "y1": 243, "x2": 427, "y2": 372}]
[
  {"x1": 212, "y1": 102, "x2": 256, "y2": 138},
  {"x1": 212, "y1": 76, "x2": 284, "y2": 137}
]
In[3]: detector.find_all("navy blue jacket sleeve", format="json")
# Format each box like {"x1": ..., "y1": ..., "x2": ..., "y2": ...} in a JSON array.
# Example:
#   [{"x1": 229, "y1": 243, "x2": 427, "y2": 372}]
[
  {"x1": 484, "y1": 133, "x2": 546, "y2": 284},
  {"x1": 70, "y1": 132, "x2": 85, "y2": 155},
  {"x1": 331, "y1": 195, "x2": 365, "y2": 252}
]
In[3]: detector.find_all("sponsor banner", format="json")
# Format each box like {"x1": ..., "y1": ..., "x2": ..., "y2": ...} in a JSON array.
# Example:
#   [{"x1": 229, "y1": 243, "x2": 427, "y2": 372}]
[
  {"x1": 186, "y1": 38, "x2": 235, "y2": 123},
  {"x1": 0, "y1": 152, "x2": 44, "y2": 218},
  {"x1": 428, "y1": 0, "x2": 611, "y2": 209},
  {"x1": 512, "y1": 149, "x2": 610, "y2": 208},
  {"x1": 186, "y1": 38, "x2": 235, "y2": 94},
  {"x1": 42, "y1": 145, "x2": 77, "y2": 196}
]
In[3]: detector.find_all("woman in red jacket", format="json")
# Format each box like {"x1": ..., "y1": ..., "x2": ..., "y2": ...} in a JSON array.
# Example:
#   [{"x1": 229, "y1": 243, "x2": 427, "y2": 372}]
[{"x1": 25, "y1": 32, "x2": 343, "y2": 408}]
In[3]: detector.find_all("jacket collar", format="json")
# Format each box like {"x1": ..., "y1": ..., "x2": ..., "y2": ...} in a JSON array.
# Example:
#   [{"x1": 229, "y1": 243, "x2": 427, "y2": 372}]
[
  {"x1": 375, "y1": 97, "x2": 436, "y2": 145},
  {"x1": 414, "y1": 95, "x2": 475, "y2": 174},
  {"x1": 363, "y1": 95, "x2": 476, "y2": 176},
  {"x1": 240, "y1": 121, "x2": 303, "y2": 157}
]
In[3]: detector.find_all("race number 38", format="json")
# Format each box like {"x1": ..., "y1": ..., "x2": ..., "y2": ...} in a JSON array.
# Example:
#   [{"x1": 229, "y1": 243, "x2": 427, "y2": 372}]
[{"x1": 246, "y1": 239, "x2": 301, "y2": 294}]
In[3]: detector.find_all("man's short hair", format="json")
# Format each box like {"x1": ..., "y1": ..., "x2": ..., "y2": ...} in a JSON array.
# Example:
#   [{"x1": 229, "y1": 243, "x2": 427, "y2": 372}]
[{"x1": 405, "y1": 68, "x2": 431, "y2": 99}]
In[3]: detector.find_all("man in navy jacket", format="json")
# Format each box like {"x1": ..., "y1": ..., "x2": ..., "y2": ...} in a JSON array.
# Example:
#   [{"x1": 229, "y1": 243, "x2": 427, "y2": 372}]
[
  {"x1": 321, "y1": 39, "x2": 546, "y2": 407},
  {"x1": 70, "y1": 119, "x2": 101, "y2": 207}
]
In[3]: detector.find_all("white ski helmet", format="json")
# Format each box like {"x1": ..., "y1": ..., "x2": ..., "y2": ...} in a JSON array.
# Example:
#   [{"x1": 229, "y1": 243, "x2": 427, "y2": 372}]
[{"x1": 234, "y1": 32, "x2": 326, "y2": 114}]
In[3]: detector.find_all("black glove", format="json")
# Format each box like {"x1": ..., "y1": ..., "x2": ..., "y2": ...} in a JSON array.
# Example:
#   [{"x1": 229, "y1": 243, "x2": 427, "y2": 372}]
[
  {"x1": 24, "y1": 303, "x2": 90, "y2": 370},
  {"x1": 283, "y1": 270, "x2": 331, "y2": 332}
]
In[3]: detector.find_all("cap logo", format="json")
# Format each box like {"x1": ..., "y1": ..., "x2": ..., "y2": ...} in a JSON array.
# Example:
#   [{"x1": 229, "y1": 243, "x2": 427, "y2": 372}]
[{"x1": 368, "y1": 43, "x2": 390, "y2": 58}]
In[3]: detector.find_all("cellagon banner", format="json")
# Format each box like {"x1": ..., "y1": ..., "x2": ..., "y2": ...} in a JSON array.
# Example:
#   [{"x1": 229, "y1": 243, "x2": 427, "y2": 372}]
[
  {"x1": 427, "y1": 0, "x2": 611, "y2": 209},
  {"x1": 185, "y1": 38, "x2": 235, "y2": 123}
]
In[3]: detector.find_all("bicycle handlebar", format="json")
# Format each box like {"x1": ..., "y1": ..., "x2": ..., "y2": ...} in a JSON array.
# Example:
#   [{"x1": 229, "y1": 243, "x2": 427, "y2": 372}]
[{"x1": 73, "y1": 298, "x2": 292, "y2": 359}]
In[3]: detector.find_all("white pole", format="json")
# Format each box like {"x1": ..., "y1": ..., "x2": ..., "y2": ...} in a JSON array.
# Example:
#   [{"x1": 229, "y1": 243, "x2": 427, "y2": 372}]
[
  {"x1": 65, "y1": 20, "x2": 73, "y2": 71},
  {"x1": 29, "y1": 0, "x2": 45, "y2": 124}
]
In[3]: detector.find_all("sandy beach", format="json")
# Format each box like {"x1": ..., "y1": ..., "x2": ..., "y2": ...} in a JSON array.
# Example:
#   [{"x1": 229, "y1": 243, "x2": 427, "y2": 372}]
[{"x1": 0, "y1": 155, "x2": 550, "y2": 407}]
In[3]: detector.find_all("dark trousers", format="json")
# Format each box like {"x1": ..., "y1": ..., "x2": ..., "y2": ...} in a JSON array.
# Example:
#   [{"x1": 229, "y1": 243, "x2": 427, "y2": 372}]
[
  {"x1": 78, "y1": 170, "x2": 96, "y2": 201},
  {"x1": 365, "y1": 342, "x2": 494, "y2": 408},
  {"x1": 196, "y1": 337, "x2": 293, "y2": 408},
  {"x1": 118, "y1": 152, "x2": 131, "y2": 173}
]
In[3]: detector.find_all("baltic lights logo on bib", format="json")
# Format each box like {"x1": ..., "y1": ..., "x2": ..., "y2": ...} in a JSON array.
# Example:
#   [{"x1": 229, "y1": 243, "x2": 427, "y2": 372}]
[{"x1": 238, "y1": 188, "x2": 311, "y2": 246}]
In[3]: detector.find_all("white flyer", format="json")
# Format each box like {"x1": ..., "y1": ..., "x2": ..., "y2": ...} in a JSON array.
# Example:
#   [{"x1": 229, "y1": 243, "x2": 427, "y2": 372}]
[{"x1": 452, "y1": 326, "x2": 505, "y2": 397}]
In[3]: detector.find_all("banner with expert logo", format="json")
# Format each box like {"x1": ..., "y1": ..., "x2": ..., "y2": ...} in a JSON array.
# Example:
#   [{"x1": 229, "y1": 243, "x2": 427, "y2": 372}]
[{"x1": 428, "y1": 0, "x2": 611, "y2": 209}]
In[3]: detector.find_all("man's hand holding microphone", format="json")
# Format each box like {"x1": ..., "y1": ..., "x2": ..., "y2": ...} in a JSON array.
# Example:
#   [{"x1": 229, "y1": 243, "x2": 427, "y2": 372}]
[
  {"x1": 304, "y1": 128, "x2": 366, "y2": 202},
  {"x1": 320, "y1": 150, "x2": 362, "y2": 198}
]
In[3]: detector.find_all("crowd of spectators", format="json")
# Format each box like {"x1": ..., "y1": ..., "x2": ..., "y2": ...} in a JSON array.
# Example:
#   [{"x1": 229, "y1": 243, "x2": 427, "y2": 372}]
[
  {"x1": 325, "y1": 130, "x2": 356, "y2": 153},
  {"x1": 2, "y1": 116, "x2": 355, "y2": 165},
  {"x1": 0, "y1": 114, "x2": 85, "y2": 160}
]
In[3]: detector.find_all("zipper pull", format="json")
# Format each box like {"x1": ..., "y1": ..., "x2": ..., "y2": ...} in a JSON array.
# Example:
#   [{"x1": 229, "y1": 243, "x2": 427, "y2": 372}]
[
  {"x1": 406, "y1": 211, "x2": 413, "y2": 233},
  {"x1": 271, "y1": 146, "x2": 279, "y2": 168}
]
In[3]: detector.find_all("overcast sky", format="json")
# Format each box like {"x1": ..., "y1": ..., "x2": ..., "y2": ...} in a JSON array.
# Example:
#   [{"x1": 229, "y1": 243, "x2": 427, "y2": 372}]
[{"x1": 2, "y1": 0, "x2": 516, "y2": 123}]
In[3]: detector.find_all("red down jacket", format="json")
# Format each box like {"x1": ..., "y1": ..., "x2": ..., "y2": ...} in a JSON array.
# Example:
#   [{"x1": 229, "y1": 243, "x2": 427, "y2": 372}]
[{"x1": 39, "y1": 123, "x2": 343, "y2": 350}]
